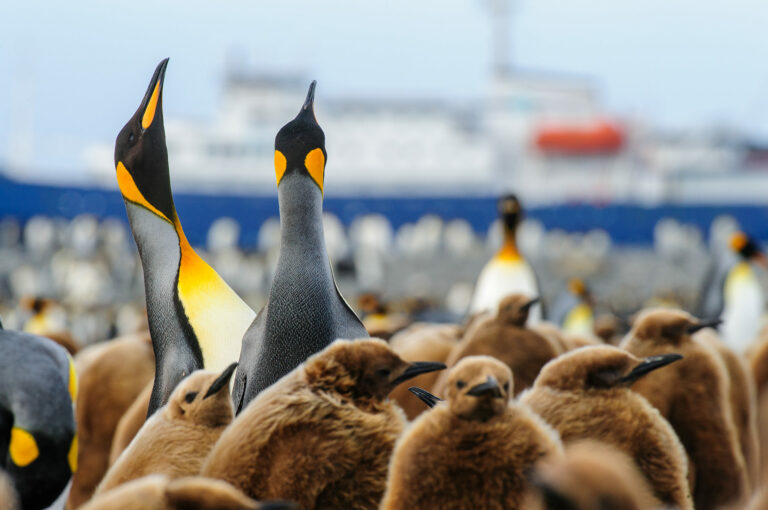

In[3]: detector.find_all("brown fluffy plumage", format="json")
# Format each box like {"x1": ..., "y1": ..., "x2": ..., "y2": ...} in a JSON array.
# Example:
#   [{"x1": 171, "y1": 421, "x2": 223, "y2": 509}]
[
  {"x1": 202, "y1": 338, "x2": 444, "y2": 510},
  {"x1": 108, "y1": 380, "x2": 153, "y2": 466},
  {"x1": 0, "y1": 469, "x2": 19, "y2": 510},
  {"x1": 747, "y1": 329, "x2": 768, "y2": 486},
  {"x1": 434, "y1": 294, "x2": 558, "y2": 397},
  {"x1": 621, "y1": 308, "x2": 749, "y2": 510},
  {"x1": 696, "y1": 328, "x2": 760, "y2": 490},
  {"x1": 388, "y1": 323, "x2": 461, "y2": 419},
  {"x1": 521, "y1": 345, "x2": 693, "y2": 509},
  {"x1": 527, "y1": 440, "x2": 657, "y2": 510},
  {"x1": 95, "y1": 364, "x2": 236, "y2": 495},
  {"x1": 67, "y1": 333, "x2": 155, "y2": 508},
  {"x1": 80, "y1": 474, "x2": 295, "y2": 510},
  {"x1": 381, "y1": 356, "x2": 562, "y2": 510}
]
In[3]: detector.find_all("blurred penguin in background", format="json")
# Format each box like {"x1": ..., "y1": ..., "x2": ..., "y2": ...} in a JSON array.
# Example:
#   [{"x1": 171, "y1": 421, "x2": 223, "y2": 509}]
[
  {"x1": 698, "y1": 231, "x2": 766, "y2": 352},
  {"x1": 549, "y1": 278, "x2": 595, "y2": 336},
  {"x1": 469, "y1": 194, "x2": 542, "y2": 322}
]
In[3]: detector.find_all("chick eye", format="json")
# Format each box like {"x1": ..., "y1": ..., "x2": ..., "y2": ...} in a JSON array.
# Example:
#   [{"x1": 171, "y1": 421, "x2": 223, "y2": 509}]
[
  {"x1": 377, "y1": 368, "x2": 391, "y2": 378},
  {"x1": 456, "y1": 380, "x2": 466, "y2": 389},
  {"x1": 503, "y1": 382, "x2": 510, "y2": 392},
  {"x1": 184, "y1": 392, "x2": 198, "y2": 403}
]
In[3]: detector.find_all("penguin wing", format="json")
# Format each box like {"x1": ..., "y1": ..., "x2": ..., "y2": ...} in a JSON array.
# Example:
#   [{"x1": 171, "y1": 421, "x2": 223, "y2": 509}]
[
  {"x1": 330, "y1": 265, "x2": 368, "y2": 336},
  {"x1": 232, "y1": 308, "x2": 265, "y2": 414}
]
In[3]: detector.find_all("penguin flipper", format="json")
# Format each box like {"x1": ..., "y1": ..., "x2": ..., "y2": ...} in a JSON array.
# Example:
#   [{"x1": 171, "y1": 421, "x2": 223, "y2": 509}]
[
  {"x1": 233, "y1": 308, "x2": 265, "y2": 414},
  {"x1": 330, "y1": 266, "x2": 367, "y2": 335}
]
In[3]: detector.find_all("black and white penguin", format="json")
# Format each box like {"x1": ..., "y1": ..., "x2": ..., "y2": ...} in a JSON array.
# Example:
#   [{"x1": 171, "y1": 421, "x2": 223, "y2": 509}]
[
  {"x1": 469, "y1": 194, "x2": 542, "y2": 322},
  {"x1": 550, "y1": 278, "x2": 595, "y2": 336},
  {"x1": 0, "y1": 327, "x2": 77, "y2": 509},
  {"x1": 697, "y1": 231, "x2": 766, "y2": 351},
  {"x1": 114, "y1": 59, "x2": 255, "y2": 415},
  {"x1": 233, "y1": 82, "x2": 368, "y2": 411}
]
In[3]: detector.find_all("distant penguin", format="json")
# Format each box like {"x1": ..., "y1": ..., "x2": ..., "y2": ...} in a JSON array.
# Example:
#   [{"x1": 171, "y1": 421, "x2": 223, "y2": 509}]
[
  {"x1": 528, "y1": 440, "x2": 657, "y2": 510},
  {"x1": 0, "y1": 329, "x2": 77, "y2": 509},
  {"x1": 696, "y1": 328, "x2": 760, "y2": 489},
  {"x1": 109, "y1": 381, "x2": 153, "y2": 466},
  {"x1": 550, "y1": 278, "x2": 595, "y2": 336},
  {"x1": 434, "y1": 294, "x2": 558, "y2": 397},
  {"x1": 203, "y1": 339, "x2": 444, "y2": 509},
  {"x1": 381, "y1": 356, "x2": 561, "y2": 510},
  {"x1": 233, "y1": 82, "x2": 368, "y2": 411},
  {"x1": 621, "y1": 308, "x2": 749, "y2": 509},
  {"x1": 698, "y1": 231, "x2": 766, "y2": 352},
  {"x1": 114, "y1": 59, "x2": 255, "y2": 415},
  {"x1": 68, "y1": 333, "x2": 155, "y2": 508},
  {"x1": 82, "y1": 474, "x2": 296, "y2": 510},
  {"x1": 521, "y1": 345, "x2": 692, "y2": 509},
  {"x1": 469, "y1": 194, "x2": 542, "y2": 322},
  {"x1": 96, "y1": 364, "x2": 237, "y2": 495}
]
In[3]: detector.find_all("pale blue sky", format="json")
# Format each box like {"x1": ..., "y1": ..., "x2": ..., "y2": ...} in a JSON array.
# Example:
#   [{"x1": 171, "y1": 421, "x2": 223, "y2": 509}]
[{"x1": 1, "y1": 0, "x2": 768, "y2": 174}]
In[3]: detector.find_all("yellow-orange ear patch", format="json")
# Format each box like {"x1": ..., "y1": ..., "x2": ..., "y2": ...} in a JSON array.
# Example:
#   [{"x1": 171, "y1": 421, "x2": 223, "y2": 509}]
[
  {"x1": 305, "y1": 148, "x2": 325, "y2": 193},
  {"x1": 142, "y1": 80, "x2": 161, "y2": 129},
  {"x1": 275, "y1": 150, "x2": 287, "y2": 186},
  {"x1": 68, "y1": 434, "x2": 78, "y2": 473},
  {"x1": 67, "y1": 355, "x2": 78, "y2": 403},
  {"x1": 9, "y1": 427, "x2": 38, "y2": 467},
  {"x1": 116, "y1": 161, "x2": 171, "y2": 223}
]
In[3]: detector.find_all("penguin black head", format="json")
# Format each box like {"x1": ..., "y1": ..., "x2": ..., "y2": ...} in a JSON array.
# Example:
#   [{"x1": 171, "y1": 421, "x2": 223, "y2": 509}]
[
  {"x1": 114, "y1": 58, "x2": 175, "y2": 223},
  {"x1": 498, "y1": 193, "x2": 522, "y2": 231},
  {"x1": 730, "y1": 232, "x2": 767, "y2": 266},
  {"x1": 274, "y1": 81, "x2": 327, "y2": 194}
]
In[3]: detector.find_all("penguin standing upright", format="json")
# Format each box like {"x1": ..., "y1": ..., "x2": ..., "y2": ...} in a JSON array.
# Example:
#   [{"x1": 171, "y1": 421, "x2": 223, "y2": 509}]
[
  {"x1": 233, "y1": 82, "x2": 368, "y2": 410},
  {"x1": 550, "y1": 278, "x2": 595, "y2": 336},
  {"x1": 698, "y1": 232, "x2": 766, "y2": 351},
  {"x1": 0, "y1": 328, "x2": 78, "y2": 509},
  {"x1": 469, "y1": 194, "x2": 542, "y2": 322},
  {"x1": 114, "y1": 59, "x2": 255, "y2": 416}
]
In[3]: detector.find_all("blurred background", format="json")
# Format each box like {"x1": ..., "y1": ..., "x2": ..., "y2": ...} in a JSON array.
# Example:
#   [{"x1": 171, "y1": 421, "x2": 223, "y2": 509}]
[{"x1": 1, "y1": 0, "x2": 768, "y2": 344}]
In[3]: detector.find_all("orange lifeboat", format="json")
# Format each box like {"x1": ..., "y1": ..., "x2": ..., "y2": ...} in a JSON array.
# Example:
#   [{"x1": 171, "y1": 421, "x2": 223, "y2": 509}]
[{"x1": 534, "y1": 121, "x2": 624, "y2": 155}]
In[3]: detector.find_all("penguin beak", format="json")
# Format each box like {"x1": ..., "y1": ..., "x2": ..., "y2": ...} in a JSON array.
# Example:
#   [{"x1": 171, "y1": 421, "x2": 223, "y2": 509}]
[
  {"x1": 391, "y1": 361, "x2": 446, "y2": 387},
  {"x1": 297, "y1": 80, "x2": 317, "y2": 123},
  {"x1": 408, "y1": 386, "x2": 443, "y2": 408},
  {"x1": 687, "y1": 319, "x2": 722, "y2": 335},
  {"x1": 204, "y1": 362, "x2": 238, "y2": 399},
  {"x1": 521, "y1": 297, "x2": 540, "y2": 313},
  {"x1": 618, "y1": 354, "x2": 682, "y2": 385},
  {"x1": 467, "y1": 375, "x2": 503, "y2": 398},
  {"x1": 138, "y1": 58, "x2": 168, "y2": 132}
]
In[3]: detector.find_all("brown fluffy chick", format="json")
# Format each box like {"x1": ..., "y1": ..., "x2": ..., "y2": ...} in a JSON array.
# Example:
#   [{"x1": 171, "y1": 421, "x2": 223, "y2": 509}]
[
  {"x1": 521, "y1": 345, "x2": 692, "y2": 509},
  {"x1": 434, "y1": 294, "x2": 558, "y2": 398},
  {"x1": 0, "y1": 469, "x2": 20, "y2": 510},
  {"x1": 109, "y1": 380, "x2": 153, "y2": 466},
  {"x1": 527, "y1": 440, "x2": 657, "y2": 510},
  {"x1": 696, "y1": 328, "x2": 760, "y2": 490},
  {"x1": 80, "y1": 474, "x2": 297, "y2": 510},
  {"x1": 388, "y1": 323, "x2": 461, "y2": 419},
  {"x1": 621, "y1": 308, "x2": 749, "y2": 509},
  {"x1": 67, "y1": 332, "x2": 155, "y2": 508},
  {"x1": 95, "y1": 363, "x2": 237, "y2": 495},
  {"x1": 747, "y1": 327, "x2": 768, "y2": 486},
  {"x1": 381, "y1": 356, "x2": 562, "y2": 510},
  {"x1": 202, "y1": 338, "x2": 445, "y2": 510}
]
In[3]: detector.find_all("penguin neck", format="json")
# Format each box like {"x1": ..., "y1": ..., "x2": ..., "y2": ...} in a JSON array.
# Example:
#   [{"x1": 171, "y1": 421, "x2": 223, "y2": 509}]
[
  {"x1": 277, "y1": 174, "x2": 328, "y2": 260},
  {"x1": 497, "y1": 224, "x2": 520, "y2": 261}
]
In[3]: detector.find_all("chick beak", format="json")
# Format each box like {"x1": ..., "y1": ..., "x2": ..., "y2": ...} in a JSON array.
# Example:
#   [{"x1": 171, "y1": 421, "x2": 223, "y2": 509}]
[
  {"x1": 204, "y1": 362, "x2": 238, "y2": 399},
  {"x1": 618, "y1": 354, "x2": 683, "y2": 385},
  {"x1": 467, "y1": 375, "x2": 503, "y2": 398},
  {"x1": 138, "y1": 58, "x2": 168, "y2": 132},
  {"x1": 521, "y1": 297, "x2": 540, "y2": 313},
  {"x1": 391, "y1": 361, "x2": 446, "y2": 387},
  {"x1": 687, "y1": 319, "x2": 722, "y2": 335},
  {"x1": 408, "y1": 386, "x2": 443, "y2": 408}
]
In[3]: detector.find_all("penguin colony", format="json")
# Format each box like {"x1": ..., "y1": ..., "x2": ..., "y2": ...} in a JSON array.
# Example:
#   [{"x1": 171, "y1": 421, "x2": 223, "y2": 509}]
[{"x1": 3, "y1": 58, "x2": 768, "y2": 510}]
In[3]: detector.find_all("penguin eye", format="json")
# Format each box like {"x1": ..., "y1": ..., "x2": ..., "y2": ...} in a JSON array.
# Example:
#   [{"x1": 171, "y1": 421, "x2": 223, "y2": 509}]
[
  {"x1": 128, "y1": 133, "x2": 136, "y2": 144},
  {"x1": 184, "y1": 392, "x2": 198, "y2": 403},
  {"x1": 456, "y1": 380, "x2": 466, "y2": 389}
]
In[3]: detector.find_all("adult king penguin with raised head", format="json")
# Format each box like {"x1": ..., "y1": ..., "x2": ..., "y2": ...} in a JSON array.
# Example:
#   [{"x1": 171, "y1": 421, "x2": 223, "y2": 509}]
[
  {"x1": 233, "y1": 82, "x2": 368, "y2": 411},
  {"x1": 114, "y1": 59, "x2": 255, "y2": 416}
]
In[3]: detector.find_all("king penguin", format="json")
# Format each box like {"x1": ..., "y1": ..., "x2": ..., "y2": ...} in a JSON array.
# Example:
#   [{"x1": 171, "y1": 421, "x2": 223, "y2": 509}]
[
  {"x1": 114, "y1": 59, "x2": 255, "y2": 416},
  {"x1": 550, "y1": 278, "x2": 595, "y2": 336},
  {"x1": 232, "y1": 82, "x2": 368, "y2": 411},
  {"x1": 0, "y1": 326, "x2": 77, "y2": 509},
  {"x1": 469, "y1": 194, "x2": 542, "y2": 322},
  {"x1": 697, "y1": 231, "x2": 766, "y2": 351}
]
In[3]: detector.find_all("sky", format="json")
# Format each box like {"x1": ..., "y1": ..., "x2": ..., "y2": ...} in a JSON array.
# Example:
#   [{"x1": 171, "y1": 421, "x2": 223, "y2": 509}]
[{"x1": 2, "y1": 0, "x2": 768, "y2": 175}]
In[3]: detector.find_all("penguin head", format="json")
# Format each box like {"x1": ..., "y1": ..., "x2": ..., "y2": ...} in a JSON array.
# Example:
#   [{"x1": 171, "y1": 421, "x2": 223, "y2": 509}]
[
  {"x1": 166, "y1": 363, "x2": 236, "y2": 427},
  {"x1": 534, "y1": 345, "x2": 682, "y2": 392},
  {"x1": 273, "y1": 81, "x2": 327, "y2": 194},
  {"x1": 629, "y1": 308, "x2": 720, "y2": 346},
  {"x1": 497, "y1": 294, "x2": 539, "y2": 327},
  {"x1": 729, "y1": 232, "x2": 768, "y2": 266},
  {"x1": 498, "y1": 194, "x2": 522, "y2": 231},
  {"x1": 446, "y1": 356, "x2": 511, "y2": 421},
  {"x1": 114, "y1": 58, "x2": 175, "y2": 223},
  {"x1": 304, "y1": 339, "x2": 445, "y2": 404}
]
